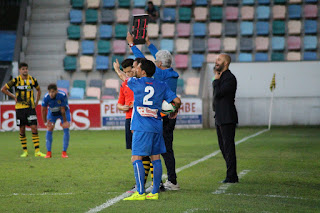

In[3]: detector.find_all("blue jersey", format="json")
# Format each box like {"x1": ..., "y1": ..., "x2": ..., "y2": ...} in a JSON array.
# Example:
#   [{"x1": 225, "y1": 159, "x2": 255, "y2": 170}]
[
  {"x1": 42, "y1": 90, "x2": 69, "y2": 116},
  {"x1": 128, "y1": 77, "x2": 177, "y2": 133}
]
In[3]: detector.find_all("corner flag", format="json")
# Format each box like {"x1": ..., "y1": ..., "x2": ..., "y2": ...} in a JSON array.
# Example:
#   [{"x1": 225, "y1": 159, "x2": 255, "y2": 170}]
[{"x1": 270, "y1": 73, "x2": 276, "y2": 92}]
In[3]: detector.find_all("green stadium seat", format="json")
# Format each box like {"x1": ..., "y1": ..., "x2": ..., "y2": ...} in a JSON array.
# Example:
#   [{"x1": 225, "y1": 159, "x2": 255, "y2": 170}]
[
  {"x1": 73, "y1": 80, "x2": 86, "y2": 91},
  {"x1": 86, "y1": 9, "x2": 98, "y2": 23},
  {"x1": 179, "y1": 7, "x2": 192, "y2": 22},
  {"x1": 210, "y1": 7, "x2": 223, "y2": 21},
  {"x1": 64, "y1": 56, "x2": 77, "y2": 71},
  {"x1": 118, "y1": 0, "x2": 130, "y2": 8},
  {"x1": 71, "y1": 0, "x2": 84, "y2": 8},
  {"x1": 115, "y1": 24, "x2": 127, "y2": 38},
  {"x1": 98, "y1": 40, "x2": 111, "y2": 54},
  {"x1": 112, "y1": 55, "x2": 124, "y2": 69},
  {"x1": 271, "y1": 52, "x2": 284, "y2": 61},
  {"x1": 272, "y1": 20, "x2": 285, "y2": 35},
  {"x1": 67, "y1": 25, "x2": 81, "y2": 39},
  {"x1": 274, "y1": 0, "x2": 286, "y2": 4}
]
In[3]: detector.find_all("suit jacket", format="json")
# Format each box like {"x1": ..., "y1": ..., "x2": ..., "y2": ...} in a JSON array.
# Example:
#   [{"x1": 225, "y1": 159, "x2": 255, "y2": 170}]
[{"x1": 212, "y1": 69, "x2": 238, "y2": 125}]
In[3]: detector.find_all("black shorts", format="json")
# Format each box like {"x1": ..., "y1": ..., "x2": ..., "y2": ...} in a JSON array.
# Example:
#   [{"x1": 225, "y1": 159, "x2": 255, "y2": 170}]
[
  {"x1": 125, "y1": 118, "x2": 132, "y2": 149},
  {"x1": 16, "y1": 108, "x2": 38, "y2": 126}
]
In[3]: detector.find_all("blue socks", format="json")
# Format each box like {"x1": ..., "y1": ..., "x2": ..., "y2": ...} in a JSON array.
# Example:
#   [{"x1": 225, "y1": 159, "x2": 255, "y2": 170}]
[
  {"x1": 63, "y1": 128, "x2": 70, "y2": 152},
  {"x1": 46, "y1": 131, "x2": 53, "y2": 151},
  {"x1": 152, "y1": 159, "x2": 162, "y2": 194},
  {"x1": 133, "y1": 160, "x2": 145, "y2": 194}
]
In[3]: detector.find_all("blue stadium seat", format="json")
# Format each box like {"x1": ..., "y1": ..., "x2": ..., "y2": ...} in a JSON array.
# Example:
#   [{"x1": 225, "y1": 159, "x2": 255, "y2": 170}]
[
  {"x1": 225, "y1": 22, "x2": 238, "y2": 36},
  {"x1": 193, "y1": 23, "x2": 206, "y2": 37},
  {"x1": 304, "y1": 20, "x2": 317, "y2": 34},
  {"x1": 255, "y1": 53, "x2": 268, "y2": 61},
  {"x1": 103, "y1": 0, "x2": 115, "y2": 8},
  {"x1": 256, "y1": 21, "x2": 269, "y2": 35},
  {"x1": 191, "y1": 54, "x2": 204, "y2": 69},
  {"x1": 101, "y1": 9, "x2": 114, "y2": 23},
  {"x1": 240, "y1": 38, "x2": 253, "y2": 51},
  {"x1": 69, "y1": 87, "x2": 85, "y2": 99},
  {"x1": 134, "y1": 0, "x2": 146, "y2": 7},
  {"x1": 96, "y1": 55, "x2": 109, "y2": 70},
  {"x1": 256, "y1": 6, "x2": 270, "y2": 20},
  {"x1": 192, "y1": 38, "x2": 205, "y2": 52},
  {"x1": 305, "y1": 0, "x2": 317, "y2": 2},
  {"x1": 304, "y1": 36, "x2": 317, "y2": 50},
  {"x1": 303, "y1": 52, "x2": 317, "y2": 60},
  {"x1": 195, "y1": 0, "x2": 208, "y2": 6},
  {"x1": 240, "y1": 22, "x2": 253, "y2": 36},
  {"x1": 89, "y1": 79, "x2": 103, "y2": 88},
  {"x1": 226, "y1": 0, "x2": 238, "y2": 5},
  {"x1": 162, "y1": 8, "x2": 176, "y2": 22},
  {"x1": 288, "y1": 5, "x2": 301, "y2": 19},
  {"x1": 160, "y1": 39, "x2": 174, "y2": 52},
  {"x1": 272, "y1": 37, "x2": 285, "y2": 50},
  {"x1": 99, "y1": 25, "x2": 112, "y2": 39},
  {"x1": 57, "y1": 80, "x2": 70, "y2": 91},
  {"x1": 69, "y1": 9, "x2": 82, "y2": 24},
  {"x1": 258, "y1": 0, "x2": 270, "y2": 4},
  {"x1": 242, "y1": 0, "x2": 254, "y2": 5},
  {"x1": 238, "y1": 53, "x2": 252, "y2": 62},
  {"x1": 81, "y1": 40, "x2": 95, "y2": 55},
  {"x1": 229, "y1": 53, "x2": 236, "y2": 62}
]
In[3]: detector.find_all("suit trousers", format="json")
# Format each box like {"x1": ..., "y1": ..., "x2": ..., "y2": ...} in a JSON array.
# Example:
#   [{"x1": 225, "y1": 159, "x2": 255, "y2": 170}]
[
  {"x1": 161, "y1": 116, "x2": 177, "y2": 183},
  {"x1": 216, "y1": 123, "x2": 238, "y2": 181}
]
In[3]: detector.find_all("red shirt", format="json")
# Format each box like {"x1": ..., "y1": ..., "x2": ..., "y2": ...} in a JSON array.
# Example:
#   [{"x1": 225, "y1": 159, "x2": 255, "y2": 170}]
[{"x1": 118, "y1": 79, "x2": 134, "y2": 119}]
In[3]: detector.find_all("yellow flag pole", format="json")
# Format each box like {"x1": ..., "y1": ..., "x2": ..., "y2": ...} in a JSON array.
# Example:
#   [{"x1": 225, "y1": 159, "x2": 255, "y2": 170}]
[{"x1": 268, "y1": 74, "x2": 276, "y2": 130}]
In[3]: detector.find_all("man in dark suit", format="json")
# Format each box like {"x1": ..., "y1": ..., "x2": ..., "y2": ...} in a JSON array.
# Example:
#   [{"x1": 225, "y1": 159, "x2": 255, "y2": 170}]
[{"x1": 212, "y1": 53, "x2": 239, "y2": 183}]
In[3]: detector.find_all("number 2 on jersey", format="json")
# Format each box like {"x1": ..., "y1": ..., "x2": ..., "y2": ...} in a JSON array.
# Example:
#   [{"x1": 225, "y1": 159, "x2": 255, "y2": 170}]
[{"x1": 143, "y1": 86, "x2": 154, "y2": 105}]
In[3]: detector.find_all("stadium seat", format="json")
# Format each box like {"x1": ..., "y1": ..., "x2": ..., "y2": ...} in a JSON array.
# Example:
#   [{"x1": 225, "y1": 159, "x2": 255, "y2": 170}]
[
  {"x1": 288, "y1": 21, "x2": 301, "y2": 35},
  {"x1": 164, "y1": 0, "x2": 177, "y2": 6},
  {"x1": 96, "y1": 55, "x2": 109, "y2": 70},
  {"x1": 101, "y1": 9, "x2": 114, "y2": 23},
  {"x1": 304, "y1": 5, "x2": 318, "y2": 18},
  {"x1": 69, "y1": 87, "x2": 85, "y2": 99},
  {"x1": 89, "y1": 79, "x2": 103, "y2": 88},
  {"x1": 255, "y1": 53, "x2": 268, "y2": 61},
  {"x1": 192, "y1": 38, "x2": 205, "y2": 53},
  {"x1": 177, "y1": 23, "x2": 191, "y2": 37},
  {"x1": 241, "y1": 6, "x2": 254, "y2": 20},
  {"x1": 240, "y1": 22, "x2": 253, "y2": 36},
  {"x1": 271, "y1": 52, "x2": 284, "y2": 61},
  {"x1": 304, "y1": 20, "x2": 317, "y2": 34},
  {"x1": 161, "y1": 24, "x2": 175, "y2": 38},
  {"x1": 194, "y1": 7, "x2": 208, "y2": 21},
  {"x1": 177, "y1": 78, "x2": 184, "y2": 95},
  {"x1": 304, "y1": 36, "x2": 317, "y2": 50},
  {"x1": 80, "y1": 56, "x2": 93, "y2": 71},
  {"x1": 256, "y1": 21, "x2": 269, "y2": 35},
  {"x1": 226, "y1": 0, "x2": 238, "y2": 5},
  {"x1": 191, "y1": 54, "x2": 204, "y2": 69},
  {"x1": 85, "y1": 9, "x2": 98, "y2": 23},
  {"x1": 272, "y1": 37, "x2": 285, "y2": 50},
  {"x1": 162, "y1": 8, "x2": 176, "y2": 22},
  {"x1": 240, "y1": 38, "x2": 253, "y2": 51},
  {"x1": 287, "y1": 52, "x2": 301, "y2": 61},
  {"x1": 193, "y1": 23, "x2": 206, "y2": 37},
  {"x1": 67, "y1": 25, "x2": 81, "y2": 40},
  {"x1": 99, "y1": 25, "x2": 112, "y2": 39},
  {"x1": 97, "y1": 40, "x2": 110, "y2": 54},
  {"x1": 58, "y1": 87, "x2": 69, "y2": 95},
  {"x1": 116, "y1": 9, "x2": 130, "y2": 23},
  {"x1": 289, "y1": 0, "x2": 302, "y2": 2},
  {"x1": 208, "y1": 38, "x2": 221, "y2": 52},
  {"x1": 258, "y1": 0, "x2": 270, "y2": 4},
  {"x1": 208, "y1": 22, "x2": 222, "y2": 37},
  {"x1": 180, "y1": 0, "x2": 193, "y2": 6},
  {"x1": 179, "y1": 7, "x2": 192, "y2": 22},
  {"x1": 209, "y1": 7, "x2": 223, "y2": 21},
  {"x1": 132, "y1": 8, "x2": 145, "y2": 15},
  {"x1": 73, "y1": 79, "x2": 86, "y2": 90},
  {"x1": 72, "y1": 0, "x2": 84, "y2": 8},
  {"x1": 274, "y1": 0, "x2": 286, "y2": 4},
  {"x1": 211, "y1": 0, "x2": 223, "y2": 5},
  {"x1": 303, "y1": 52, "x2": 317, "y2": 60},
  {"x1": 115, "y1": 24, "x2": 127, "y2": 38},
  {"x1": 242, "y1": 0, "x2": 254, "y2": 5},
  {"x1": 150, "y1": 0, "x2": 161, "y2": 6},
  {"x1": 223, "y1": 38, "x2": 237, "y2": 52},
  {"x1": 305, "y1": 0, "x2": 317, "y2": 2},
  {"x1": 103, "y1": 0, "x2": 115, "y2": 8},
  {"x1": 287, "y1": 36, "x2": 301, "y2": 50},
  {"x1": 256, "y1": 6, "x2": 270, "y2": 20},
  {"x1": 255, "y1": 37, "x2": 269, "y2": 51},
  {"x1": 273, "y1": 5, "x2": 286, "y2": 19},
  {"x1": 175, "y1": 55, "x2": 188, "y2": 69},
  {"x1": 288, "y1": 5, "x2": 301, "y2": 19},
  {"x1": 64, "y1": 56, "x2": 77, "y2": 71},
  {"x1": 83, "y1": 25, "x2": 97, "y2": 39},
  {"x1": 225, "y1": 22, "x2": 237, "y2": 36},
  {"x1": 87, "y1": 0, "x2": 100, "y2": 8},
  {"x1": 184, "y1": 77, "x2": 200, "y2": 96},
  {"x1": 229, "y1": 53, "x2": 236, "y2": 62},
  {"x1": 112, "y1": 55, "x2": 124, "y2": 70},
  {"x1": 102, "y1": 88, "x2": 117, "y2": 99},
  {"x1": 105, "y1": 79, "x2": 120, "y2": 92},
  {"x1": 226, "y1": 7, "x2": 238, "y2": 21},
  {"x1": 148, "y1": 23, "x2": 159, "y2": 38},
  {"x1": 57, "y1": 80, "x2": 70, "y2": 91},
  {"x1": 206, "y1": 53, "x2": 219, "y2": 63},
  {"x1": 238, "y1": 53, "x2": 252, "y2": 62},
  {"x1": 118, "y1": 0, "x2": 130, "y2": 8},
  {"x1": 273, "y1": 21, "x2": 285, "y2": 35},
  {"x1": 81, "y1": 40, "x2": 94, "y2": 55},
  {"x1": 195, "y1": 0, "x2": 207, "y2": 6},
  {"x1": 134, "y1": 0, "x2": 146, "y2": 7},
  {"x1": 86, "y1": 87, "x2": 101, "y2": 99},
  {"x1": 65, "y1": 40, "x2": 79, "y2": 55},
  {"x1": 113, "y1": 40, "x2": 127, "y2": 54},
  {"x1": 176, "y1": 39, "x2": 190, "y2": 53},
  {"x1": 69, "y1": 9, "x2": 82, "y2": 24},
  {"x1": 160, "y1": 39, "x2": 174, "y2": 52}
]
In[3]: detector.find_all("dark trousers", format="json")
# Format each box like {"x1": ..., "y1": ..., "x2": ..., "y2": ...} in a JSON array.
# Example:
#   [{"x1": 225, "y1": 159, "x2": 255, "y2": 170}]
[
  {"x1": 161, "y1": 116, "x2": 177, "y2": 183},
  {"x1": 216, "y1": 123, "x2": 238, "y2": 181}
]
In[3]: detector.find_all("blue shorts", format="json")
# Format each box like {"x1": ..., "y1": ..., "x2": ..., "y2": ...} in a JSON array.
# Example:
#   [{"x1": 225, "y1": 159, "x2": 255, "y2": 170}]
[
  {"x1": 47, "y1": 109, "x2": 71, "y2": 124},
  {"x1": 132, "y1": 131, "x2": 166, "y2": 156}
]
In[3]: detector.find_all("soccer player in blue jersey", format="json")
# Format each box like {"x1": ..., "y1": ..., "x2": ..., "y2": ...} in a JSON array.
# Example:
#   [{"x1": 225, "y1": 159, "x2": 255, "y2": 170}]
[
  {"x1": 41, "y1": 83, "x2": 71, "y2": 158},
  {"x1": 120, "y1": 59, "x2": 181, "y2": 200}
]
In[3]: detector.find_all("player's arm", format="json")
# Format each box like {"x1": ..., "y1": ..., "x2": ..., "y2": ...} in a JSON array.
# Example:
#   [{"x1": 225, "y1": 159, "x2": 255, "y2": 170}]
[
  {"x1": 113, "y1": 59, "x2": 127, "y2": 82},
  {"x1": 41, "y1": 106, "x2": 47, "y2": 124},
  {"x1": 126, "y1": 32, "x2": 145, "y2": 58},
  {"x1": 1, "y1": 80, "x2": 17, "y2": 102},
  {"x1": 35, "y1": 86, "x2": 41, "y2": 107},
  {"x1": 145, "y1": 34, "x2": 158, "y2": 59},
  {"x1": 172, "y1": 97, "x2": 181, "y2": 111}
]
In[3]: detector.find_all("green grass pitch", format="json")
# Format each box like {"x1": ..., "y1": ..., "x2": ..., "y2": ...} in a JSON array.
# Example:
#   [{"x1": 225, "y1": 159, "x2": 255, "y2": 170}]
[{"x1": 0, "y1": 127, "x2": 319, "y2": 212}]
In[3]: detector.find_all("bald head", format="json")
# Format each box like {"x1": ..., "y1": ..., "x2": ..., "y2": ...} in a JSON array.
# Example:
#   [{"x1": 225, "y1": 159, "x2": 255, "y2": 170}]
[
  {"x1": 215, "y1": 53, "x2": 231, "y2": 72},
  {"x1": 219, "y1": 54, "x2": 231, "y2": 66}
]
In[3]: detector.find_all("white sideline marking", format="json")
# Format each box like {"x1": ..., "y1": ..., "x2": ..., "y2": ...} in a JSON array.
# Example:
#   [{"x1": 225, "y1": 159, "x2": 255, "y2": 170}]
[
  {"x1": 212, "y1": 170, "x2": 251, "y2": 194},
  {"x1": 0, "y1": 192, "x2": 119, "y2": 197},
  {"x1": 87, "y1": 129, "x2": 268, "y2": 213},
  {"x1": 183, "y1": 208, "x2": 211, "y2": 213},
  {"x1": 222, "y1": 192, "x2": 320, "y2": 201}
]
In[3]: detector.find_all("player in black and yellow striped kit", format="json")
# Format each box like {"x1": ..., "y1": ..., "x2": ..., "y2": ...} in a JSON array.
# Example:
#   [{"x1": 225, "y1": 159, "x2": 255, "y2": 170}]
[{"x1": 1, "y1": 62, "x2": 45, "y2": 157}]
